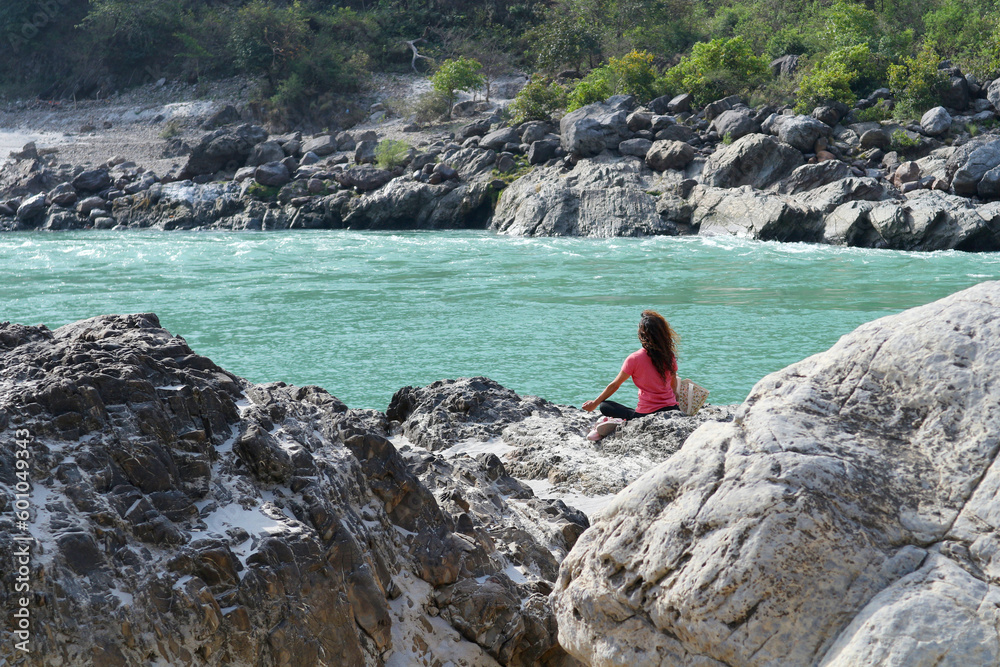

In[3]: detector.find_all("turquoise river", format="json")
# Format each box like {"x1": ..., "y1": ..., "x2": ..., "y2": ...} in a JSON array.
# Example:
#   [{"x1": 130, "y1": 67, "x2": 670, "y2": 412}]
[{"x1": 4, "y1": 230, "x2": 1000, "y2": 411}]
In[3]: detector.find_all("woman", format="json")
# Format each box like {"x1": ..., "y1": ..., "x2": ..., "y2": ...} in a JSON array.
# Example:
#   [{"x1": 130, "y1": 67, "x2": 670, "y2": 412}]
[{"x1": 582, "y1": 310, "x2": 680, "y2": 421}]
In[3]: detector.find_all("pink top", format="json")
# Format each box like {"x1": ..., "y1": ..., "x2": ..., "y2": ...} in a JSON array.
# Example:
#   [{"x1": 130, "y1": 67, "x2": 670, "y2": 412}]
[{"x1": 622, "y1": 348, "x2": 678, "y2": 414}]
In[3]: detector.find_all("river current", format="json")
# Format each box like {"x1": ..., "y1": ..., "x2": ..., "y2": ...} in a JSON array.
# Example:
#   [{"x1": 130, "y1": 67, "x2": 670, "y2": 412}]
[{"x1": 4, "y1": 230, "x2": 999, "y2": 410}]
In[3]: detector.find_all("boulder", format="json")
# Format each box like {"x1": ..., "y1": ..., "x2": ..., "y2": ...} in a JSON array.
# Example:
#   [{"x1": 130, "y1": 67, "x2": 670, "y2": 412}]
[
  {"x1": 618, "y1": 138, "x2": 653, "y2": 158},
  {"x1": 491, "y1": 155, "x2": 675, "y2": 237},
  {"x1": 691, "y1": 185, "x2": 824, "y2": 242},
  {"x1": 355, "y1": 139, "x2": 378, "y2": 165},
  {"x1": 988, "y1": 79, "x2": 1000, "y2": 111},
  {"x1": 201, "y1": 104, "x2": 240, "y2": 129},
  {"x1": 481, "y1": 127, "x2": 521, "y2": 152},
  {"x1": 701, "y1": 133, "x2": 804, "y2": 189},
  {"x1": 336, "y1": 132, "x2": 357, "y2": 152},
  {"x1": 868, "y1": 189, "x2": 1000, "y2": 250},
  {"x1": 811, "y1": 105, "x2": 842, "y2": 127},
  {"x1": 246, "y1": 140, "x2": 286, "y2": 167},
  {"x1": 47, "y1": 183, "x2": 78, "y2": 207},
  {"x1": 527, "y1": 140, "x2": 560, "y2": 165},
  {"x1": 459, "y1": 119, "x2": 492, "y2": 139},
  {"x1": 626, "y1": 112, "x2": 653, "y2": 132},
  {"x1": 654, "y1": 124, "x2": 696, "y2": 143},
  {"x1": 15, "y1": 193, "x2": 47, "y2": 222},
  {"x1": 952, "y1": 139, "x2": 1000, "y2": 195},
  {"x1": 76, "y1": 196, "x2": 108, "y2": 216},
  {"x1": 940, "y1": 75, "x2": 971, "y2": 111},
  {"x1": 762, "y1": 113, "x2": 832, "y2": 152},
  {"x1": 770, "y1": 54, "x2": 799, "y2": 77},
  {"x1": 181, "y1": 124, "x2": 268, "y2": 178},
  {"x1": 301, "y1": 135, "x2": 338, "y2": 157},
  {"x1": 560, "y1": 101, "x2": 630, "y2": 157},
  {"x1": 702, "y1": 95, "x2": 741, "y2": 121},
  {"x1": 334, "y1": 165, "x2": 394, "y2": 192},
  {"x1": 978, "y1": 164, "x2": 1000, "y2": 199},
  {"x1": 773, "y1": 160, "x2": 852, "y2": 195},
  {"x1": 860, "y1": 128, "x2": 892, "y2": 150},
  {"x1": 554, "y1": 281, "x2": 1000, "y2": 667},
  {"x1": 519, "y1": 121, "x2": 551, "y2": 145},
  {"x1": 710, "y1": 109, "x2": 758, "y2": 142},
  {"x1": 72, "y1": 168, "x2": 112, "y2": 193},
  {"x1": 645, "y1": 140, "x2": 695, "y2": 171},
  {"x1": 921, "y1": 106, "x2": 952, "y2": 136},
  {"x1": 253, "y1": 162, "x2": 291, "y2": 188}
]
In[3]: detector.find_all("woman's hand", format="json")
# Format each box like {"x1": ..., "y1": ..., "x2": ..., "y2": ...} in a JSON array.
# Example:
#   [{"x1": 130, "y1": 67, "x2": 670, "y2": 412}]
[{"x1": 582, "y1": 400, "x2": 599, "y2": 412}]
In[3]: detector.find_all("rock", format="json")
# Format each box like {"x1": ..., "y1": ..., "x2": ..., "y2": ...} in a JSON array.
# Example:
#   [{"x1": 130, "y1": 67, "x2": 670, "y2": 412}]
[
  {"x1": 334, "y1": 165, "x2": 394, "y2": 192},
  {"x1": 519, "y1": 121, "x2": 550, "y2": 145},
  {"x1": 860, "y1": 128, "x2": 892, "y2": 150},
  {"x1": 181, "y1": 124, "x2": 268, "y2": 178},
  {"x1": 893, "y1": 161, "x2": 921, "y2": 188},
  {"x1": 987, "y1": 79, "x2": 1000, "y2": 111},
  {"x1": 301, "y1": 135, "x2": 339, "y2": 157},
  {"x1": 773, "y1": 160, "x2": 852, "y2": 194},
  {"x1": 355, "y1": 139, "x2": 378, "y2": 165},
  {"x1": 654, "y1": 124, "x2": 696, "y2": 143},
  {"x1": 201, "y1": 104, "x2": 240, "y2": 130},
  {"x1": 72, "y1": 168, "x2": 112, "y2": 193},
  {"x1": 618, "y1": 138, "x2": 653, "y2": 158},
  {"x1": 253, "y1": 162, "x2": 291, "y2": 188},
  {"x1": 762, "y1": 114, "x2": 832, "y2": 152},
  {"x1": 647, "y1": 95, "x2": 672, "y2": 114},
  {"x1": 299, "y1": 151, "x2": 320, "y2": 166},
  {"x1": 626, "y1": 112, "x2": 653, "y2": 132},
  {"x1": 15, "y1": 193, "x2": 47, "y2": 222},
  {"x1": 822, "y1": 200, "x2": 878, "y2": 245},
  {"x1": 921, "y1": 106, "x2": 952, "y2": 136},
  {"x1": 491, "y1": 155, "x2": 675, "y2": 237},
  {"x1": 433, "y1": 163, "x2": 458, "y2": 181},
  {"x1": 645, "y1": 140, "x2": 695, "y2": 171},
  {"x1": 496, "y1": 153, "x2": 517, "y2": 174},
  {"x1": 560, "y1": 101, "x2": 630, "y2": 157},
  {"x1": 770, "y1": 54, "x2": 800, "y2": 77},
  {"x1": 811, "y1": 105, "x2": 841, "y2": 127},
  {"x1": 527, "y1": 140, "x2": 559, "y2": 165},
  {"x1": 246, "y1": 140, "x2": 286, "y2": 167},
  {"x1": 336, "y1": 132, "x2": 357, "y2": 152},
  {"x1": 459, "y1": 119, "x2": 492, "y2": 139},
  {"x1": 952, "y1": 139, "x2": 1000, "y2": 195},
  {"x1": 11, "y1": 141, "x2": 38, "y2": 160},
  {"x1": 667, "y1": 93, "x2": 694, "y2": 114},
  {"x1": 77, "y1": 196, "x2": 108, "y2": 216},
  {"x1": 941, "y1": 75, "x2": 971, "y2": 111},
  {"x1": 701, "y1": 133, "x2": 804, "y2": 189},
  {"x1": 710, "y1": 109, "x2": 758, "y2": 142},
  {"x1": 691, "y1": 185, "x2": 824, "y2": 242},
  {"x1": 868, "y1": 190, "x2": 1000, "y2": 250},
  {"x1": 554, "y1": 281, "x2": 1000, "y2": 667},
  {"x1": 702, "y1": 95, "x2": 741, "y2": 121},
  {"x1": 978, "y1": 165, "x2": 1000, "y2": 199},
  {"x1": 481, "y1": 127, "x2": 521, "y2": 152},
  {"x1": 47, "y1": 183, "x2": 78, "y2": 207}
]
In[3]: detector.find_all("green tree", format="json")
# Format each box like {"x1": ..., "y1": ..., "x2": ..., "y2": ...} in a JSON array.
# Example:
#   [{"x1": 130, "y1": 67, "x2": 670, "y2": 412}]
[
  {"x1": 431, "y1": 56, "x2": 486, "y2": 114},
  {"x1": 659, "y1": 36, "x2": 770, "y2": 105},
  {"x1": 508, "y1": 76, "x2": 568, "y2": 123},
  {"x1": 888, "y1": 42, "x2": 949, "y2": 118}
]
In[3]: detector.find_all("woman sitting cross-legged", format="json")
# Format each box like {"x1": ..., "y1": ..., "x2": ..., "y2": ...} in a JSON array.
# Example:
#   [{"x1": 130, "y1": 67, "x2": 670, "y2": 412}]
[{"x1": 582, "y1": 310, "x2": 680, "y2": 425}]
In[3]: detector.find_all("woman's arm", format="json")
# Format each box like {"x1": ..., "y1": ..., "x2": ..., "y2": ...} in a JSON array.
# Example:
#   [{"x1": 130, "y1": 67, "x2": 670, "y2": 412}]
[{"x1": 582, "y1": 369, "x2": 630, "y2": 411}]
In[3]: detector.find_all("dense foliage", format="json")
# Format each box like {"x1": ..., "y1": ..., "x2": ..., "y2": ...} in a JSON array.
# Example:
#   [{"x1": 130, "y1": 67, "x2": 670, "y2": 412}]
[{"x1": 4, "y1": 0, "x2": 1000, "y2": 123}]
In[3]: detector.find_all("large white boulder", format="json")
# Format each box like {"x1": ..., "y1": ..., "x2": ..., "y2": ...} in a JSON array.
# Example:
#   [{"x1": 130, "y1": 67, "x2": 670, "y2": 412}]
[{"x1": 553, "y1": 281, "x2": 1000, "y2": 667}]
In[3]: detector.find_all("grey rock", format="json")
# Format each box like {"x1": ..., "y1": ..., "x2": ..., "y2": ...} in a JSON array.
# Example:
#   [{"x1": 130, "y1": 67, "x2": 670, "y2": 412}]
[
  {"x1": 921, "y1": 106, "x2": 953, "y2": 136},
  {"x1": 355, "y1": 139, "x2": 378, "y2": 165},
  {"x1": 645, "y1": 140, "x2": 695, "y2": 171},
  {"x1": 860, "y1": 129, "x2": 892, "y2": 150},
  {"x1": 701, "y1": 133, "x2": 804, "y2": 189},
  {"x1": 692, "y1": 185, "x2": 824, "y2": 242},
  {"x1": 770, "y1": 54, "x2": 799, "y2": 77},
  {"x1": 76, "y1": 196, "x2": 108, "y2": 216},
  {"x1": 710, "y1": 110, "x2": 758, "y2": 142},
  {"x1": 978, "y1": 165, "x2": 1000, "y2": 199},
  {"x1": 254, "y1": 162, "x2": 292, "y2": 188},
  {"x1": 527, "y1": 140, "x2": 559, "y2": 165},
  {"x1": 181, "y1": 124, "x2": 268, "y2": 178},
  {"x1": 703, "y1": 95, "x2": 741, "y2": 121},
  {"x1": 988, "y1": 79, "x2": 1000, "y2": 111},
  {"x1": 334, "y1": 165, "x2": 393, "y2": 192},
  {"x1": 336, "y1": 131, "x2": 357, "y2": 152},
  {"x1": 952, "y1": 139, "x2": 1000, "y2": 195},
  {"x1": 496, "y1": 153, "x2": 517, "y2": 174},
  {"x1": 626, "y1": 112, "x2": 653, "y2": 132},
  {"x1": 301, "y1": 135, "x2": 339, "y2": 157},
  {"x1": 554, "y1": 281, "x2": 1000, "y2": 667},
  {"x1": 667, "y1": 93, "x2": 693, "y2": 113},
  {"x1": 868, "y1": 189, "x2": 1000, "y2": 250},
  {"x1": 481, "y1": 127, "x2": 521, "y2": 152},
  {"x1": 459, "y1": 119, "x2": 492, "y2": 139},
  {"x1": 654, "y1": 124, "x2": 696, "y2": 143},
  {"x1": 47, "y1": 182, "x2": 78, "y2": 207},
  {"x1": 618, "y1": 138, "x2": 653, "y2": 158},
  {"x1": 941, "y1": 75, "x2": 971, "y2": 111},
  {"x1": 762, "y1": 114, "x2": 832, "y2": 152},
  {"x1": 246, "y1": 140, "x2": 286, "y2": 167},
  {"x1": 773, "y1": 160, "x2": 852, "y2": 194},
  {"x1": 560, "y1": 101, "x2": 630, "y2": 157},
  {"x1": 72, "y1": 168, "x2": 112, "y2": 193},
  {"x1": 519, "y1": 121, "x2": 550, "y2": 145},
  {"x1": 16, "y1": 193, "x2": 47, "y2": 221}
]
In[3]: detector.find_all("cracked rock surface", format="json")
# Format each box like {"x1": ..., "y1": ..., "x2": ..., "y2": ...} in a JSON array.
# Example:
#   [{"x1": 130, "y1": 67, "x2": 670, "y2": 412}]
[{"x1": 552, "y1": 280, "x2": 1000, "y2": 667}]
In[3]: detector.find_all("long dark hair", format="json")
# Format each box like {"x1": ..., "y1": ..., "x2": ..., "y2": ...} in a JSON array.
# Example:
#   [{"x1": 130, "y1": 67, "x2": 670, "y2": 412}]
[{"x1": 638, "y1": 310, "x2": 677, "y2": 382}]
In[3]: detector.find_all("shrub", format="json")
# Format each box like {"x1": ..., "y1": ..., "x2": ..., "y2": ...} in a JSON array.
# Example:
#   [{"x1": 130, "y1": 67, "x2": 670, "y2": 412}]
[
  {"x1": 890, "y1": 129, "x2": 921, "y2": 151},
  {"x1": 658, "y1": 37, "x2": 770, "y2": 106},
  {"x1": 431, "y1": 56, "x2": 485, "y2": 114},
  {"x1": 765, "y1": 27, "x2": 810, "y2": 60},
  {"x1": 375, "y1": 140, "x2": 411, "y2": 170},
  {"x1": 565, "y1": 50, "x2": 659, "y2": 111},
  {"x1": 821, "y1": 0, "x2": 880, "y2": 50},
  {"x1": 854, "y1": 101, "x2": 893, "y2": 122},
  {"x1": 888, "y1": 44, "x2": 948, "y2": 118},
  {"x1": 923, "y1": 0, "x2": 996, "y2": 77},
  {"x1": 566, "y1": 68, "x2": 614, "y2": 110},
  {"x1": 794, "y1": 44, "x2": 885, "y2": 113},
  {"x1": 413, "y1": 90, "x2": 451, "y2": 123},
  {"x1": 508, "y1": 76, "x2": 568, "y2": 124}
]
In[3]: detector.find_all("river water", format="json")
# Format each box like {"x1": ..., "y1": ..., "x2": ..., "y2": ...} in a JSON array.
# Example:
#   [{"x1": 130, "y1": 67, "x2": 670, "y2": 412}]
[{"x1": 4, "y1": 230, "x2": 999, "y2": 410}]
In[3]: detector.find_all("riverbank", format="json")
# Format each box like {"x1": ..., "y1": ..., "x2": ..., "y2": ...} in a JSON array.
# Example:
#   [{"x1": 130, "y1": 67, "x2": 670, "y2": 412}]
[{"x1": 4, "y1": 72, "x2": 1000, "y2": 250}]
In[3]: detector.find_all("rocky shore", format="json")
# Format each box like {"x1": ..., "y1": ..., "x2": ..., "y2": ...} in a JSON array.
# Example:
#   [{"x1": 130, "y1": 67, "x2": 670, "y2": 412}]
[
  {"x1": 1, "y1": 280, "x2": 998, "y2": 664},
  {"x1": 5, "y1": 67, "x2": 1000, "y2": 250}
]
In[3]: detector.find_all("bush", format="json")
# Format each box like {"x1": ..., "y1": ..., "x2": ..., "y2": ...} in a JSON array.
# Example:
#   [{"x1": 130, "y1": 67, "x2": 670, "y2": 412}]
[
  {"x1": 888, "y1": 44, "x2": 948, "y2": 118},
  {"x1": 565, "y1": 50, "x2": 659, "y2": 111},
  {"x1": 375, "y1": 140, "x2": 411, "y2": 170},
  {"x1": 566, "y1": 68, "x2": 614, "y2": 110},
  {"x1": 508, "y1": 76, "x2": 568, "y2": 124},
  {"x1": 821, "y1": 0, "x2": 880, "y2": 50},
  {"x1": 854, "y1": 101, "x2": 893, "y2": 122},
  {"x1": 431, "y1": 56, "x2": 485, "y2": 113},
  {"x1": 794, "y1": 44, "x2": 885, "y2": 113},
  {"x1": 413, "y1": 90, "x2": 451, "y2": 123},
  {"x1": 658, "y1": 37, "x2": 770, "y2": 106}
]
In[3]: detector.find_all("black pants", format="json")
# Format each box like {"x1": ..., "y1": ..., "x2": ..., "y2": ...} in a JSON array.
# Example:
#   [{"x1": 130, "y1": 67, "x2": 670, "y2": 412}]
[{"x1": 599, "y1": 400, "x2": 680, "y2": 420}]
